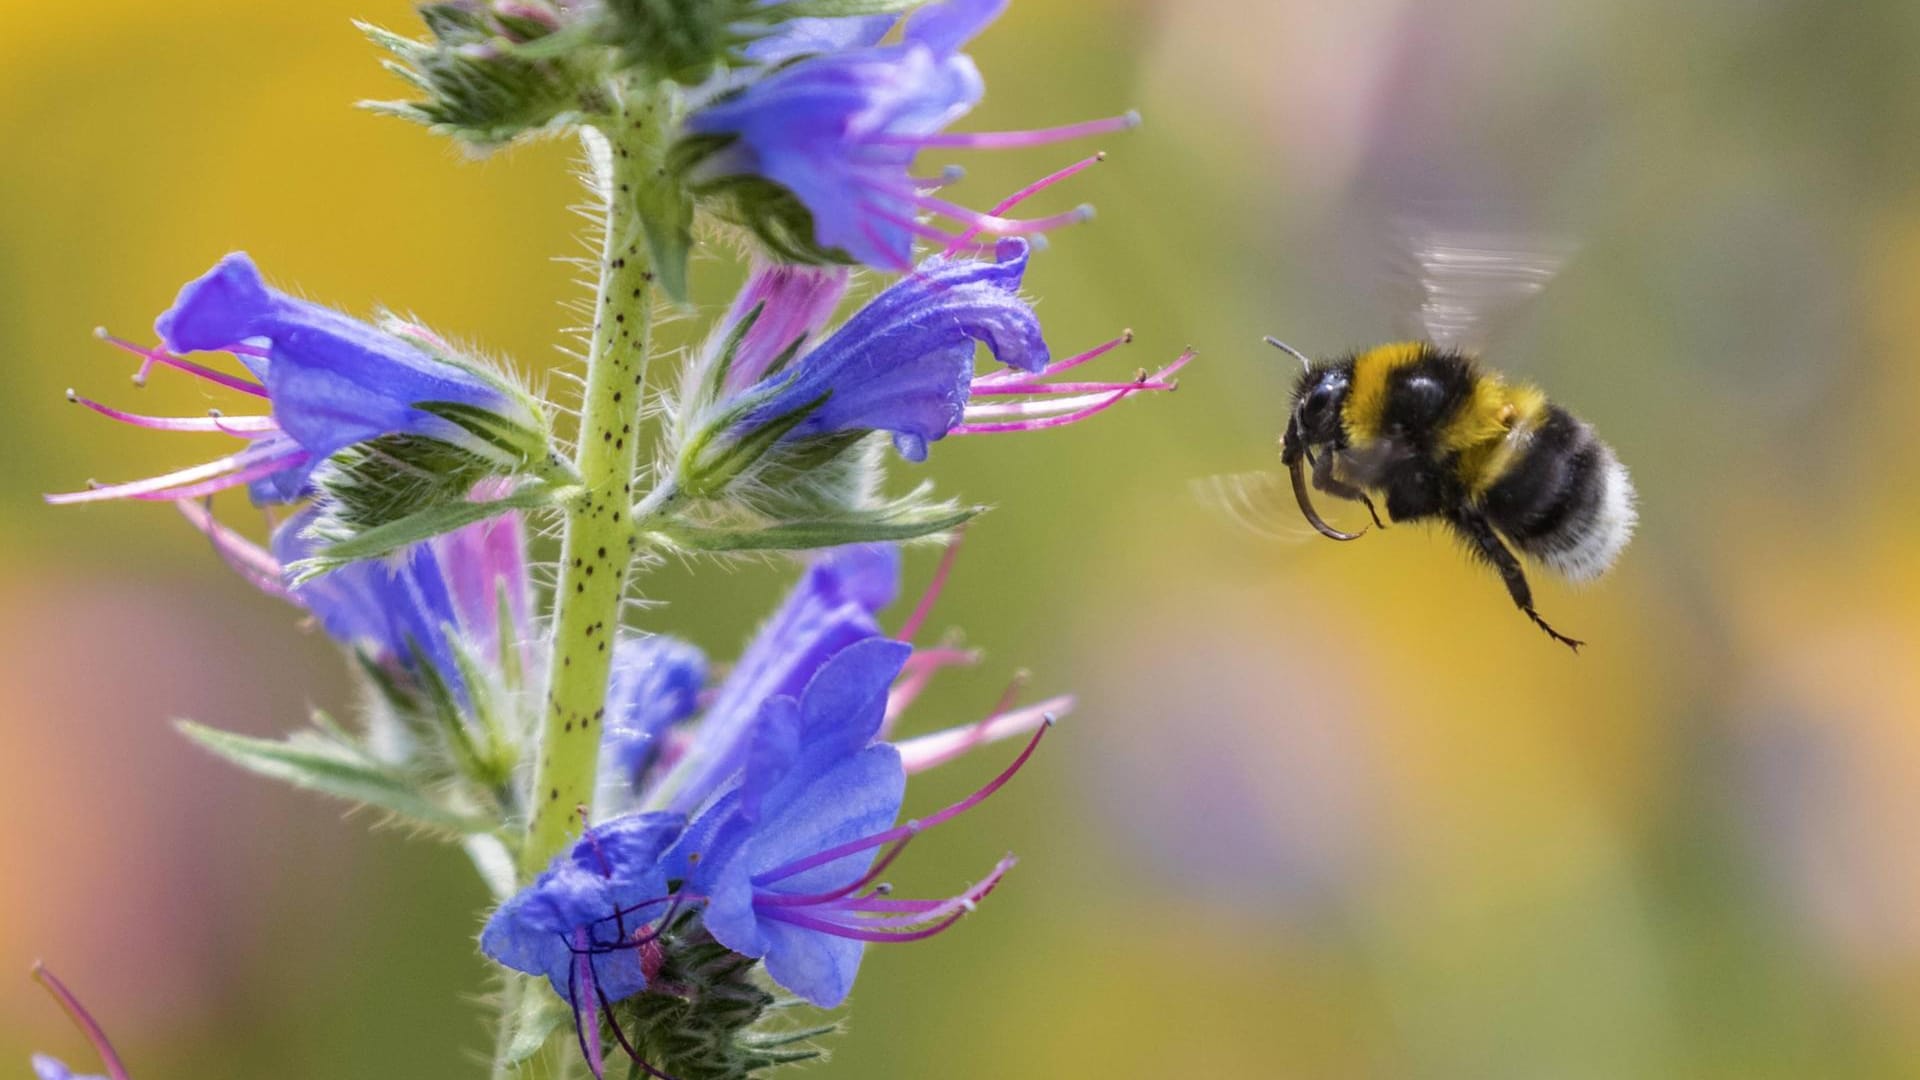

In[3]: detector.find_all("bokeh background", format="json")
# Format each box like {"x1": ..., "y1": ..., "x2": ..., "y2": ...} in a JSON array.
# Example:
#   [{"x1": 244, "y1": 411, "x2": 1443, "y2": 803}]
[{"x1": 6, "y1": 1, "x2": 1920, "y2": 1076}]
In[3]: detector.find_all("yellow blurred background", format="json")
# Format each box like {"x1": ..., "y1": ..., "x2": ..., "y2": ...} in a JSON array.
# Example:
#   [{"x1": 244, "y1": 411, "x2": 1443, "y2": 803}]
[{"x1": 7, "y1": 1, "x2": 1920, "y2": 1076}]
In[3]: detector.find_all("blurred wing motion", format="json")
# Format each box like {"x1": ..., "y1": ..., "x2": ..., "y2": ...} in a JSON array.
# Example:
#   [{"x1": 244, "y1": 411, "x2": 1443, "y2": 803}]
[
  {"x1": 1190, "y1": 470, "x2": 1315, "y2": 543},
  {"x1": 1386, "y1": 218, "x2": 1577, "y2": 354}
]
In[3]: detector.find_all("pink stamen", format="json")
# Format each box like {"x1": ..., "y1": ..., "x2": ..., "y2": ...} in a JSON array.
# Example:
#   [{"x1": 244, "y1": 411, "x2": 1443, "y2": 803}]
[
  {"x1": 942, "y1": 153, "x2": 1108, "y2": 258},
  {"x1": 858, "y1": 218, "x2": 916, "y2": 273},
  {"x1": 898, "y1": 697, "x2": 1073, "y2": 775},
  {"x1": 45, "y1": 443, "x2": 308, "y2": 505},
  {"x1": 897, "y1": 533, "x2": 965, "y2": 643},
  {"x1": 911, "y1": 164, "x2": 967, "y2": 189},
  {"x1": 970, "y1": 377, "x2": 1176, "y2": 399},
  {"x1": 883, "y1": 646, "x2": 980, "y2": 733},
  {"x1": 32, "y1": 964, "x2": 132, "y2": 1080},
  {"x1": 174, "y1": 500, "x2": 289, "y2": 599},
  {"x1": 954, "y1": 348, "x2": 1194, "y2": 435},
  {"x1": 66, "y1": 390, "x2": 277, "y2": 435},
  {"x1": 125, "y1": 449, "x2": 308, "y2": 501},
  {"x1": 952, "y1": 390, "x2": 1129, "y2": 434},
  {"x1": 754, "y1": 718, "x2": 1053, "y2": 888},
  {"x1": 822, "y1": 858, "x2": 1015, "y2": 929},
  {"x1": 972, "y1": 330, "x2": 1132, "y2": 388},
  {"x1": 873, "y1": 111, "x2": 1141, "y2": 151},
  {"x1": 570, "y1": 930, "x2": 606, "y2": 1079},
  {"x1": 759, "y1": 858, "x2": 1014, "y2": 942},
  {"x1": 761, "y1": 906, "x2": 965, "y2": 944},
  {"x1": 911, "y1": 192, "x2": 1095, "y2": 237},
  {"x1": 858, "y1": 201, "x2": 1007, "y2": 254},
  {"x1": 94, "y1": 329, "x2": 268, "y2": 397},
  {"x1": 755, "y1": 832, "x2": 916, "y2": 908}
]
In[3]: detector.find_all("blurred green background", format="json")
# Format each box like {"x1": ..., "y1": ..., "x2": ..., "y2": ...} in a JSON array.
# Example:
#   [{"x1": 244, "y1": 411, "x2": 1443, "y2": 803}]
[{"x1": 7, "y1": 1, "x2": 1920, "y2": 1076}]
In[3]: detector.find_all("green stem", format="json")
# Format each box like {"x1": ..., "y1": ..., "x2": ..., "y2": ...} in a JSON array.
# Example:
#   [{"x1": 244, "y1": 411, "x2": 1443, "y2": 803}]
[
  {"x1": 490, "y1": 81, "x2": 677, "y2": 1079},
  {"x1": 519, "y1": 83, "x2": 674, "y2": 880}
]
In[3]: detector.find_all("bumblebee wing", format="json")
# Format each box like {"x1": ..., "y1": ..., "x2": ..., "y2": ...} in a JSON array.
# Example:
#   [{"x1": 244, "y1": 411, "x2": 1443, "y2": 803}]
[
  {"x1": 1386, "y1": 218, "x2": 1576, "y2": 354},
  {"x1": 1190, "y1": 470, "x2": 1314, "y2": 544}
]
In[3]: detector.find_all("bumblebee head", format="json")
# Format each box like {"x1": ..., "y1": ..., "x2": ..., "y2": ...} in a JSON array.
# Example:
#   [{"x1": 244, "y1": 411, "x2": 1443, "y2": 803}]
[
  {"x1": 1269, "y1": 337, "x2": 1349, "y2": 462},
  {"x1": 1292, "y1": 367, "x2": 1351, "y2": 448}
]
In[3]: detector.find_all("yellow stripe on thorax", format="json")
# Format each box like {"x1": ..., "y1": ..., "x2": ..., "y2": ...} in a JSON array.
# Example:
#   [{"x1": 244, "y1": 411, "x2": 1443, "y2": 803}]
[
  {"x1": 1340, "y1": 342, "x2": 1426, "y2": 444},
  {"x1": 1450, "y1": 378, "x2": 1549, "y2": 494}
]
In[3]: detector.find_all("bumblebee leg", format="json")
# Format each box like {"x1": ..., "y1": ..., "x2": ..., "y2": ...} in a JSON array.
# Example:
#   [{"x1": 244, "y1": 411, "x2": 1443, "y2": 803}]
[
  {"x1": 1310, "y1": 449, "x2": 1388, "y2": 529},
  {"x1": 1447, "y1": 509, "x2": 1585, "y2": 653}
]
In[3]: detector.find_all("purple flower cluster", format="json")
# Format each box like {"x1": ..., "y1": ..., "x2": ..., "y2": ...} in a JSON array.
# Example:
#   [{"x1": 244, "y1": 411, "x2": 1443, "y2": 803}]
[
  {"x1": 482, "y1": 541, "x2": 1069, "y2": 1041},
  {"x1": 48, "y1": 252, "x2": 539, "y2": 508},
  {"x1": 690, "y1": 0, "x2": 1139, "y2": 270},
  {"x1": 175, "y1": 492, "x2": 532, "y2": 704}
]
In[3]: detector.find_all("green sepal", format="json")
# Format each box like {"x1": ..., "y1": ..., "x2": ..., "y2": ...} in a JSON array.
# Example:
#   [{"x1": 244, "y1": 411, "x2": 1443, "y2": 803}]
[
  {"x1": 504, "y1": 977, "x2": 574, "y2": 1066},
  {"x1": 673, "y1": 134, "x2": 856, "y2": 267},
  {"x1": 176, "y1": 719, "x2": 490, "y2": 834},
  {"x1": 357, "y1": 7, "x2": 604, "y2": 152},
  {"x1": 661, "y1": 500, "x2": 980, "y2": 552},
  {"x1": 596, "y1": 0, "x2": 750, "y2": 84},
  {"x1": 289, "y1": 483, "x2": 567, "y2": 583},
  {"x1": 678, "y1": 391, "x2": 830, "y2": 499},
  {"x1": 416, "y1": 400, "x2": 552, "y2": 466},
  {"x1": 598, "y1": 910, "x2": 840, "y2": 1078}
]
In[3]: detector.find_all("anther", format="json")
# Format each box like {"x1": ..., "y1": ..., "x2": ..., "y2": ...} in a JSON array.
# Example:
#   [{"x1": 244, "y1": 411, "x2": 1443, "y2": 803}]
[{"x1": 64, "y1": 388, "x2": 77, "y2": 403}]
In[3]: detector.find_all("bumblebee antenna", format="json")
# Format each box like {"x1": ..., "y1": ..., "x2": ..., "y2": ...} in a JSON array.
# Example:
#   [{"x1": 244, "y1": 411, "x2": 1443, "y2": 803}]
[{"x1": 1263, "y1": 336, "x2": 1313, "y2": 373}]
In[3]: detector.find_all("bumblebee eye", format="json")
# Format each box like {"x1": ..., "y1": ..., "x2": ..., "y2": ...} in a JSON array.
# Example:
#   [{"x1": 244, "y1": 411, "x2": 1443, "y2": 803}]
[{"x1": 1306, "y1": 384, "x2": 1337, "y2": 416}]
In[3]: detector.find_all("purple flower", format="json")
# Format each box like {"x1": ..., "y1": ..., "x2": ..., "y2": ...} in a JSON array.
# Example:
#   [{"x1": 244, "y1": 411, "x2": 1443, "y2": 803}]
[
  {"x1": 705, "y1": 237, "x2": 1193, "y2": 466},
  {"x1": 715, "y1": 260, "x2": 851, "y2": 394},
  {"x1": 31, "y1": 966, "x2": 129, "y2": 1080},
  {"x1": 686, "y1": 0, "x2": 1137, "y2": 269},
  {"x1": 741, "y1": 9, "x2": 895, "y2": 67},
  {"x1": 669, "y1": 636, "x2": 1039, "y2": 1007},
  {"x1": 175, "y1": 498, "x2": 533, "y2": 704},
  {"x1": 479, "y1": 811, "x2": 687, "y2": 1009},
  {"x1": 602, "y1": 635, "x2": 710, "y2": 782},
  {"x1": 48, "y1": 253, "x2": 540, "y2": 507},
  {"x1": 654, "y1": 544, "x2": 902, "y2": 813},
  {"x1": 491, "y1": 541, "x2": 1068, "y2": 1034}
]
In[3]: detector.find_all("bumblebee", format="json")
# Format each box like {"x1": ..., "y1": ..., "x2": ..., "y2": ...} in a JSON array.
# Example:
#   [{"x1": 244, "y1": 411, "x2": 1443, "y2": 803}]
[{"x1": 1246, "y1": 229, "x2": 1636, "y2": 651}]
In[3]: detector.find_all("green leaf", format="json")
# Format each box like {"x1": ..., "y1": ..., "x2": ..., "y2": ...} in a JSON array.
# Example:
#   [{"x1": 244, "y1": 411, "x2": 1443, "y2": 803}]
[
  {"x1": 662, "y1": 503, "x2": 980, "y2": 552},
  {"x1": 288, "y1": 483, "x2": 566, "y2": 582},
  {"x1": 640, "y1": 191, "x2": 696, "y2": 305},
  {"x1": 177, "y1": 721, "x2": 489, "y2": 833}
]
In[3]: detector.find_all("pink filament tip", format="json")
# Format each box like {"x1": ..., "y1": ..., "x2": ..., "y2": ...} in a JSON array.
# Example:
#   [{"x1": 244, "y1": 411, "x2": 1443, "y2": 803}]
[
  {"x1": 93, "y1": 328, "x2": 268, "y2": 398},
  {"x1": 879, "y1": 110, "x2": 1141, "y2": 151},
  {"x1": 942, "y1": 153, "x2": 1109, "y2": 258},
  {"x1": 973, "y1": 330, "x2": 1132, "y2": 389},
  {"x1": 32, "y1": 964, "x2": 132, "y2": 1080}
]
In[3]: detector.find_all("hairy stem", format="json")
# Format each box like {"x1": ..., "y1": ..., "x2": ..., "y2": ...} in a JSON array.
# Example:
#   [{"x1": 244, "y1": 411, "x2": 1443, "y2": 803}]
[
  {"x1": 490, "y1": 82, "x2": 678, "y2": 1080},
  {"x1": 520, "y1": 84, "x2": 675, "y2": 880}
]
